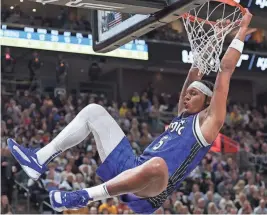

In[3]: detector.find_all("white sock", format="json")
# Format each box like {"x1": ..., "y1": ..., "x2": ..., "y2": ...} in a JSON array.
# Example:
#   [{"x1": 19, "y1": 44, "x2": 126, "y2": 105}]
[
  {"x1": 84, "y1": 183, "x2": 111, "y2": 201},
  {"x1": 36, "y1": 106, "x2": 92, "y2": 165}
]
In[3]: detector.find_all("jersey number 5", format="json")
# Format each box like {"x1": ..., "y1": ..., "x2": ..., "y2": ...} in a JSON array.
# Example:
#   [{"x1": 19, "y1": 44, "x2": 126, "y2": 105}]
[{"x1": 153, "y1": 136, "x2": 169, "y2": 151}]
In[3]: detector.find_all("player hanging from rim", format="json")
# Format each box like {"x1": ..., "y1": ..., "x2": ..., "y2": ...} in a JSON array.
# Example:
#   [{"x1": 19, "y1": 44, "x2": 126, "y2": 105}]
[{"x1": 7, "y1": 9, "x2": 252, "y2": 214}]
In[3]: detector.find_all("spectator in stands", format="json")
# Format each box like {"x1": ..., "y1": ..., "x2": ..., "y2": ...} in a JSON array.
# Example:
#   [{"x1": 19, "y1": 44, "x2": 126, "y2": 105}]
[
  {"x1": 63, "y1": 207, "x2": 89, "y2": 214},
  {"x1": 44, "y1": 162, "x2": 61, "y2": 191},
  {"x1": 79, "y1": 157, "x2": 93, "y2": 184},
  {"x1": 127, "y1": 133, "x2": 141, "y2": 155},
  {"x1": 255, "y1": 173, "x2": 265, "y2": 189},
  {"x1": 219, "y1": 191, "x2": 234, "y2": 212},
  {"x1": 1, "y1": 195, "x2": 12, "y2": 214},
  {"x1": 149, "y1": 97, "x2": 161, "y2": 132},
  {"x1": 1, "y1": 47, "x2": 15, "y2": 75},
  {"x1": 119, "y1": 102, "x2": 128, "y2": 117},
  {"x1": 235, "y1": 192, "x2": 247, "y2": 211},
  {"x1": 224, "y1": 202, "x2": 236, "y2": 214},
  {"x1": 44, "y1": 173, "x2": 59, "y2": 192},
  {"x1": 188, "y1": 184, "x2": 203, "y2": 202},
  {"x1": 61, "y1": 164, "x2": 76, "y2": 181},
  {"x1": 98, "y1": 198, "x2": 118, "y2": 214},
  {"x1": 131, "y1": 92, "x2": 140, "y2": 107},
  {"x1": 173, "y1": 200, "x2": 183, "y2": 213},
  {"x1": 56, "y1": 55, "x2": 68, "y2": 87},
  {"x1": 129, "y1": 118, "x2": 141, "y2": 143},
  {"x1": 28, "y1": 51, "x2": 43, "y2": 92},
  {"x1": 89, "y1": 206, "x2": 97, "y2": 214},
  {"x1": 139, "y1": 122, "x2": 153, "y2": 147},
  {"x1": 1, "y1": 148, "x2": 17, "y2": 204},
  {"x1": 180, "y1": 205, "x2": 190, "y2": 214},
  {"x1": 230, "y1": 105, "x2": 243, "y2": 126},
  {"x1": 139, "y1": 92, "x2": 152, "y2": 119},
  {"x1": 254, "y1": 199, "x2": 267, "y2": 214},
  {"x1": 207, "y1": 202, "x2": 219, "y2": 214},
  {"x1": 73, "y1": 173, "x2": 86, "y2": 190},
  {"x1": 79, "y1": 157, "x2": 93, "y2": 176},
  {"x1": 54, "y1": 151, "x2": 68, "y2": 172},
  {"x1": 238, "y1": 200, "x2": 253, "y2": 214},
  {"x1": 59, "y1": 175, "x2": 75, "y2": 191}
]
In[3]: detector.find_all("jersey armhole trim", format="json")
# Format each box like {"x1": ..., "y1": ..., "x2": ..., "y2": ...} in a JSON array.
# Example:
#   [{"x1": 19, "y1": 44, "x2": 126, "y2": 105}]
[{"x1": 193, "y1": 114, "x2": 210, "y2": 147}]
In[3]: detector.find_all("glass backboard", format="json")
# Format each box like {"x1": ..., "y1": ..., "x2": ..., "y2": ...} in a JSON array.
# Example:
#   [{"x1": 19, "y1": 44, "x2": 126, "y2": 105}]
[{"x1": 92, "y1": 0, "x2": 207, "y2": 53}]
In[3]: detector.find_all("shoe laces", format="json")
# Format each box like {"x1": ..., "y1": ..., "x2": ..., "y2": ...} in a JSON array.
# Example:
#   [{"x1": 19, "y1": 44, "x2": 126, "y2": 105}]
[
  {"x1": 25, "y1": 147, "x2": 47, "y2": 171},
  {"x1": 64, "y1": 191, "x2": 88, "y2": 207},
  {"x1": 24, "y1": 147, "x2": 38, "y2": 157}
]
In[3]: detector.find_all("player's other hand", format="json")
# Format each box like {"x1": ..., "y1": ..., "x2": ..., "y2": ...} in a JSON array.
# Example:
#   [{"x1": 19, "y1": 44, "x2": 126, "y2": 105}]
[{"x1": 240, "y1": 8, "x2": 253, "y2": 28}]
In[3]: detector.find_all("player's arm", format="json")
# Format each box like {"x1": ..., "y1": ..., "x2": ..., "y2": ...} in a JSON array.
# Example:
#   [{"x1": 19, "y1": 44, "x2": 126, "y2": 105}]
[
  {"x1": 178, "y1": 66, "x2": 203, "y2": 116},
  {"x1": 201, "y1": 9, "x2": 253, "y2": 143},
  {"x1": 178, "y1": 36, "x2": 220, "y2": 116}
]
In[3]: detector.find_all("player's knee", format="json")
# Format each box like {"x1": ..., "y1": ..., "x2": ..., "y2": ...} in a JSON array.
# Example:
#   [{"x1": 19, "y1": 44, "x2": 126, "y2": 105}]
[
  {"x1": 84, "y1": 103, "x2": 106, "y2": 113},
  {"x1": 83, "y1": 103, "x2": 109, "y2": 120},
  {"x1": 147, "y1": 157, "x2": 168, "y2": 194},
  {"x1": 147, "y1": 157, "x2": 168, "y2": 180}
]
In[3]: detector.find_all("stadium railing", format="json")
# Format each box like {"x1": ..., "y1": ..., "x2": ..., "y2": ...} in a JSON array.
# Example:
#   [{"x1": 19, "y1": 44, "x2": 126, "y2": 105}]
[
  {"x1": 39, "y1": 200, "x2": 55, "y2": 214},
  {"x1": 2, "y1": 73, "x2": 42, "y2": 94},
  {"x1": 13, "y1": 180, "x2": 31, "y2": 214}
]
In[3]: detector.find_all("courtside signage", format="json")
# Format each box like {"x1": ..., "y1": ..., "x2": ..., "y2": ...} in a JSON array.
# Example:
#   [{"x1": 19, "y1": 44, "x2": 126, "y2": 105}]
[
  {"x1": 0, "y1": 25, "x2": 148, "y2": 60},
  {"x1": 181, "y1": 50, "x2": 267, "y2": 72}
]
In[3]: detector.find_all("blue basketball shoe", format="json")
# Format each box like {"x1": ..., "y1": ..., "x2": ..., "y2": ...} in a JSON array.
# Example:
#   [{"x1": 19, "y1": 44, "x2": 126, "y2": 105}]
[
  {"x1": 49, "y1": 190, "x2": 93, "y2": 212},
  {"x1": 7, "y1": 138, "x2": 47, "y2": 180}
]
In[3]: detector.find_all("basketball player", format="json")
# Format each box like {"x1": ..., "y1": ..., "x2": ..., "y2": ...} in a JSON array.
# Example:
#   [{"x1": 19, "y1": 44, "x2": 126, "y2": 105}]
[{"x1": 7, "y1": 9, "x2": 252, "y2": 214}]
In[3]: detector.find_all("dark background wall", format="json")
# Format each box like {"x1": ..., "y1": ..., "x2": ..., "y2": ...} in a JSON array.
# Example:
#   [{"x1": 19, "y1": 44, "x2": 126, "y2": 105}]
[{"x1": 3, "y1": 47, "x2": 266, "y2": 104}]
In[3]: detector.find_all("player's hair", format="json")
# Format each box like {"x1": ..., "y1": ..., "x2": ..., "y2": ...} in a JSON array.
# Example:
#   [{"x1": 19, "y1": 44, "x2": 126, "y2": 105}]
[
  {"x1": 199, "y1": 80, "x2": 214, "y2": 93},
  {"x1": 199, "y1": 80, "x2": 214, "y2": 108}
]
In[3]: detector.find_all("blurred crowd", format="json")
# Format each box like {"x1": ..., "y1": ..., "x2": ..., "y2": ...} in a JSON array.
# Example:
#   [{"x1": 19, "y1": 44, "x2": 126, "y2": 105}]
[
  {"x1": 1, "y1": 5, "x2": 92, "y2": 32},
  {"x1": 1, "y1": 79, "x2": 267, "y2": 214}
]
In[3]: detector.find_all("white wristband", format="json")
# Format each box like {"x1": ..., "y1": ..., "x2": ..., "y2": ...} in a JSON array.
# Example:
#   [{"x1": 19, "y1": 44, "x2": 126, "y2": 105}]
[{"x1": 229, "y1": 38, "x2": 244, "y2": 53}]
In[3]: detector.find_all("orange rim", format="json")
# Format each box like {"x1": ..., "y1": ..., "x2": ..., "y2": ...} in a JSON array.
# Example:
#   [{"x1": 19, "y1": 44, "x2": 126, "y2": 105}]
[{"x1": 182, "y1": 0, "x2": 246, "y2": 25}]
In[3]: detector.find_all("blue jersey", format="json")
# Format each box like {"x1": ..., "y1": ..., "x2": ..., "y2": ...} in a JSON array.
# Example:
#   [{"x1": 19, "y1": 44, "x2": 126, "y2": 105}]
[{"x1": 139, "y1": 113, "x2": 212, "y2": 208}]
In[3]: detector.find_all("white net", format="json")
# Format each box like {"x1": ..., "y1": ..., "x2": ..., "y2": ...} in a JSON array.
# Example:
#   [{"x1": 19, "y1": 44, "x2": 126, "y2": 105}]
[{"x1": 182, "y1": 0, "x2": 244, "y2": 75}]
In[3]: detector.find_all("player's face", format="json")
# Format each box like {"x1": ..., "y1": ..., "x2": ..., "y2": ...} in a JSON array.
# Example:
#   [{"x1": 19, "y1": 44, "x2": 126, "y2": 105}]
[{"x1": 183, "y1": 87, "x2": 207, "y2": 114}]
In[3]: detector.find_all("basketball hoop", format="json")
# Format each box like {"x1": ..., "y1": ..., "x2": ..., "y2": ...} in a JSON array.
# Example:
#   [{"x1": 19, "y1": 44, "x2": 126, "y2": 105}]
[{"x1": 182, "y1": 0, "x2": 246, "y2": 75}]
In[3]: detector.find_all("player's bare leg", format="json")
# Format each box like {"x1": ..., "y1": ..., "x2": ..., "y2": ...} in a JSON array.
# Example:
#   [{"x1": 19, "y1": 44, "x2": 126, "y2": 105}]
[
  {"x1": 49, "y1": 157, "x2": 169, "y2": 212},
  {"x1": 106, "y1": 157, "x2": 168, "y2": 197}
]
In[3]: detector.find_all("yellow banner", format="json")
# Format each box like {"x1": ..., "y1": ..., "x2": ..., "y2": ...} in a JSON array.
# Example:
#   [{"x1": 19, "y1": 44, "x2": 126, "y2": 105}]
[{"x1": 0, "y1": 37, "x2": 148, "y2": 60}]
